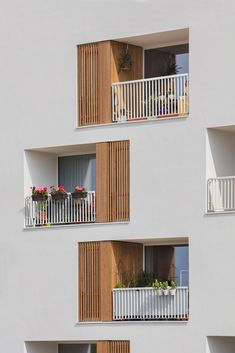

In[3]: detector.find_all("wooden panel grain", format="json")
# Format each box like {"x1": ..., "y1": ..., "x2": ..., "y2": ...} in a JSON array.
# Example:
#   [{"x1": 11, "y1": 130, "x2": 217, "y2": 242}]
[
  {"x1": 78, "y1": 242, "x2": 101, "y2": 321},
  {"x1": 97, "y1": 41, "x2": 112, "y2": 124},
  {"x1": 100, "y1": 242, "x2": 113, "y2": 321},
  {"x1": 77, "y1": 43, "x2": 99, "y2": 126},
  {"x1": 110, "y1": 41, "x2": 143, "y2": 83},
  {"x1": 97, "y1": 341, "x2": 130, "y2": 353},
  {"x1": 96, "y1": 141, "x2": 130, "y2": 223},
  {"x1": 96, "y1": 142, "x2": 110, "y2": 223},
  {"x1": 111, "y1": 242, "x2": 143, "y2": 287},
  {"x1": 108, "y1": 341, "x2": 130, "y2": 353}
]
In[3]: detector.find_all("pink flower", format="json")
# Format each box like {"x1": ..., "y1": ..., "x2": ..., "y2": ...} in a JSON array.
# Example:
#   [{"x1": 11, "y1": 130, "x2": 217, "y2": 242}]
[
  {"x1": 50, "y1": 185, "x2": 54, "y2": 189},
  {"x1": 43, "y1": 187, "x2": 48, "y2": 191}
]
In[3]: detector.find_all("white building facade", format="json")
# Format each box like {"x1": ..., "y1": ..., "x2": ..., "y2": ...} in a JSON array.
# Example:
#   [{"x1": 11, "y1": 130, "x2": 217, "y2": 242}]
[{"x1": 1, "y1": 1, "x2": 235, "y2": 352}]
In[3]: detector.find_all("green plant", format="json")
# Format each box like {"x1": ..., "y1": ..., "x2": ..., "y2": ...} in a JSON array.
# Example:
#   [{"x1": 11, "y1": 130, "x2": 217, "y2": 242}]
[
  {"x1": 118, "y1": 51, "x2": 133, "y2": 72},
  {"x1": 115, "y1": 282, "x2": 126, "y2": 288},
  {"x1": 164, "y1": 62, "x2": 181, "y2": 76},
  {"x1": 170, "y1": 280, "x2": 177, "y2": 289},
  {"x1": 162, "y1": 281, "x2": 169, "y2": 290},
  {"x1": 152, "y1": 279, "x2": 162, "y2": 290},
  {"x1": 129, "y1": 275, "x2": 138, "y2": 288}
]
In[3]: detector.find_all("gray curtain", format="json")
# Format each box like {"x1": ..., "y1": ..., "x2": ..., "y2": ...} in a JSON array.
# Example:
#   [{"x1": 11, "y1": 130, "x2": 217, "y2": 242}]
[{"x1": 58, "y1": 154, "x2": 96, "y2": 192}]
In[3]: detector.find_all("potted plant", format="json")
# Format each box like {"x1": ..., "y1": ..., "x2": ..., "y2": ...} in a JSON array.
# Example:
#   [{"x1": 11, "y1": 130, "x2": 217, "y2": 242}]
[
  {"x1": 115, "y1": 282, "x2": 126, "y2": 288},
  {"x1": 31, "y1": 186, "x2": 48, "y2": 201},
  {"x1": 50, "y1": 185, "x2": 68, "y2": 201},
  {"x1": 170, "y1": 280, "x2": 177, "y2": 296},
  {"x1": 118, "y1": 51, "x2": 133, "y2": 72},
  {"x1": 71, "y1": 186, "x2": 88, "y2": 199},
  {"x1": 162, "y1": 281, "x2": 170, "y2": 295},
  {"x1": 152, "y1": 279, "x2": 163, "y2": 296}
]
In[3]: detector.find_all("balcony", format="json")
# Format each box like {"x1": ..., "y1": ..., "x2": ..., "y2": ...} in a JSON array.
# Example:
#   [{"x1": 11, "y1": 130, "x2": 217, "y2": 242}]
[
  {"x1": 112, "y1": 73, "x2": 189, "y2": 123},
  {"x1": 113, "y1": 286, "x2": 189, "y2": 321},
  {"x1": 25, "y1": 191, "x2": 96, "y2": 227},
  {"x1": 207, "y1": 177, "x2": 235, "y2": 212},
  {"x1": 77, "y1": 29, "x2": 189, "y2": 126},
  {"x1": 78, "y1": 240, "x2": 189, "y2": 322}
]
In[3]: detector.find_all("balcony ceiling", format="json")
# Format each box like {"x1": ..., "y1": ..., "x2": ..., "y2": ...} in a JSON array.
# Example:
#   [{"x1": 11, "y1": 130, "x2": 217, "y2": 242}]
[
  {"x1": 28, "y1": 143, "x2": 96, "y2": 156},
  {"x1": 116, "y1": 28, "x2": 189, "y2": 50}
]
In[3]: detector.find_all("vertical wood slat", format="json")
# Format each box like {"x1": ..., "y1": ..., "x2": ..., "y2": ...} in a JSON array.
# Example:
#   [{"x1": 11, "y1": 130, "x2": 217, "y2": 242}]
[
  {"x1": 107, "y1": 341, "x2": 130, "y2": 353},
  {"x1": 96, "y1": 141, "x2": 130, "y2": 222},
  {"x1": 97, "y1": 341, "x2": 130, "y2": 353},
  {"x1": 78, "y1": 242, "x2": 100, "y2": 321},
  {"x1": 77, "y1": 43, "x2": 98, "y2": 126}
]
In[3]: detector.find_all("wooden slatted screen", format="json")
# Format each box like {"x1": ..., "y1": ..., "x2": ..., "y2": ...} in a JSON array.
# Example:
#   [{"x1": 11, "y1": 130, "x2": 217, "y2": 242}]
[
  {"x1": 97, "y1": 341, "x2": 130, "y2": 353},
  {"x1": 77, "y1": 43, "x2": 99, "y2": 126},
  {"x1": 96, "y1": 141, "x2": 130, "y2": 222},
  {"x1": 108, "y1": 341, "x2": 130, "y2": 353},
  {"x1": 78, "y1": 242, "x2": 101, "y2": 321}
]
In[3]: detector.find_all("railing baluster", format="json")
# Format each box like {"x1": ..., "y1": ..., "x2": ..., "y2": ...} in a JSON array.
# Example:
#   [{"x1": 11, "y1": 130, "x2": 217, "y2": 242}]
[
  {"x1": 25, "y1": 191, "x2": 96, "y2": 227},
  {"x1": 207, "y1": 177, "x2": 235, "y2": 212},
  {"x1": 111, "y1": 74, "x2": 189, "y2": 122},
  {"x1": 112, "y1": 287, "x2": 189, "y2": 321}
]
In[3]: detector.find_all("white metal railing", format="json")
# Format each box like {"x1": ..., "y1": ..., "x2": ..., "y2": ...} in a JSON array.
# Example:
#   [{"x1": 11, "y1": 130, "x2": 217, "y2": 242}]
[
  {"x1": 207, "y1": 177, "x2": 235, "y2": 212},
  {"x1": 113, "y1": 287, "x2": 189, "y2": 320},
  {"x1": 112, "y1": 73, "x2": 189, "y2": 122},
  {"x1": 25, "y1": 191, "x2": 96, "y2": 227}
]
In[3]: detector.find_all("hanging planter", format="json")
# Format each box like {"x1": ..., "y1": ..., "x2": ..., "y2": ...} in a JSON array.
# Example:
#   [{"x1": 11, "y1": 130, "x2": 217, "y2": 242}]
[
  {"x1": 118, "y1": 45, "x2": 133, "y2": 73},
  {"x1": 169, "y1": 281, "x2": 177, "y2": 296},
  {"x1": 71, "y1": 186, "x2": 88, "y2": 199},
  {"x1": 32, "y1": 194, "x2": 48, "y2": 202},
  {"x1": 31, "y1": 186, "x2": 48, "y2": 202},
  {"x1": 50, "y1": 185, "x2": 68, "y2": 201},
  {"x1": 51, "y1": 193, "x2": 68, "y2": 201}
]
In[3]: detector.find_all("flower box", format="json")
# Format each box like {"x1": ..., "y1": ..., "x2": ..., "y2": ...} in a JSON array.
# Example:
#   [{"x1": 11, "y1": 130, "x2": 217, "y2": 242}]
[
  {"x1": 32, "y1": 194, "x2": 48, "y2": 202},
  {"x1": 51, "y1": 193, "x2": 68, "y2": 201},
  {"x1": 71, "y1": 191, "x2": 88, "y2": 199}
]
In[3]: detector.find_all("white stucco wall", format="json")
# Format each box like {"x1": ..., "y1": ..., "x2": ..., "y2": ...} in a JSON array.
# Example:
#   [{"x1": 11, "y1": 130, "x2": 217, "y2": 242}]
[
  {"x1": 206, "y1": 129, "x2": 235, "y2": 178},
  {"x1": 1, "y1": 1, "x2": 235, "y2": 353},
  {"x1": 24, "y1": 151, "x2": 58, "y2": 196}
]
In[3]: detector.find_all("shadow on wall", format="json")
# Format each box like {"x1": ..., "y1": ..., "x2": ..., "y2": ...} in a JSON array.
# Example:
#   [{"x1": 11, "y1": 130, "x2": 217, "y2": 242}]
[
  {"x1": 24, "y1": 342, "x2": 58, "y2": 353},
  {"x1": 25, "y1": 342, "x2": 94, "y2": 353},
  {"x1": 207, "y1": 129, "x2": 235, "y2": 178},
  {"x1": 207, "y1": 337, "x2": 235, "y2": 353}
]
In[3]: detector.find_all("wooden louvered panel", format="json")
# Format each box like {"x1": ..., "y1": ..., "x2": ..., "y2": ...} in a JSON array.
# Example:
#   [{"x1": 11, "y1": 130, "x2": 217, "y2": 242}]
[
  {"x1": 96, "y1": 141, "x2": 130, "y2": 223},
  {"x1": 77, "y1": 43, "x2": 99, "y2": 126},
  {"x1": 108, "y1": 341, "x2": 130, "y2": 353},
  {"x1": 78, "y1": 242, "x2": 100, "y2": 321},
  {"x1": 108, "y1": 141, "x2": 129, "y2": 222},
  {"x1": 97, "y1": 341, "x2": 130, "y2": 353}
]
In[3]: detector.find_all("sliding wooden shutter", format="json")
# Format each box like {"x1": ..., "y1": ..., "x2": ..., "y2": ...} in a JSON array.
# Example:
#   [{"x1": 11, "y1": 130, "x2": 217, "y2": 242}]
[
  {"x1": 96, "y1": 140, "x2": 130, "y2": 222},
  {"x1": 78, "y1": 242, "x2": 101, "y2": 321},
  {"x1": 97, "y1": 341, "x2": 130, "y2": 353},
  {"x1": 77, "y1": 43, "x2": 99, "y2": 126}
]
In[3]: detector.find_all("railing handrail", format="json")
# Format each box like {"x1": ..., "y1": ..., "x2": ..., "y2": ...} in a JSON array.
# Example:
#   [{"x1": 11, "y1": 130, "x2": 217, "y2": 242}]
[
  {"x1": 113, "y1": 286, "x2": 188, "y2": 291},
  {"x1": 112, "y1": 73, "x2": 189, "y2": 87},
  {"x1": 208, "y1": 176, "x2": 235, "y2": 181}
]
